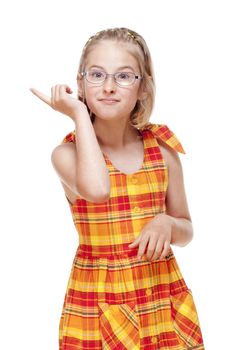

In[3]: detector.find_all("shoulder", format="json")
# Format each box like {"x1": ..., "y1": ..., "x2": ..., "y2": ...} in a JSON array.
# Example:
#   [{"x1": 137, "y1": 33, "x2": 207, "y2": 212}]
[
  {"x1": 140, "y1": 122, "x2": 185, "y2": 155},
  {"x1": 51, "y1": 130, "x2": 76, "y2": 163},
  {"x1": 157, "y1": 138, "x2": 182, "y2": 172},
  {"x1": 141, "y1": 122, "x2": 185, "y2": 170}
]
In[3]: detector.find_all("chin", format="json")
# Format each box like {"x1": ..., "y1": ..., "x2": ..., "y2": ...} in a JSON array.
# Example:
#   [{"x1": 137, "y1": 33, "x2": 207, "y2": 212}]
[{"x1": 93, "y1": 111, "x2": 123, "y2": 120}]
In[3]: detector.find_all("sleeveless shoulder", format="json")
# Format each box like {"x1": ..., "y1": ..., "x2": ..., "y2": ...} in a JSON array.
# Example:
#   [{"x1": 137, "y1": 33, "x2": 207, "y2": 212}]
[
  {"x1": 61, "y1": 130, "x2": 76, "y2": 144},
  {"x1": 140, "y1": 123, "x2": 186, "y2": 154}
]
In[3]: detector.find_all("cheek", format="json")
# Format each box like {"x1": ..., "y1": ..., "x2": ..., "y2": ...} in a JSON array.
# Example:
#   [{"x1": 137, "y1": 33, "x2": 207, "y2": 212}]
[
  {"x1": 83, "y1": 87, "x2": 96, "y2": 108},
  {"x1": 123, "y1": 90, "x2": 139, "y2": 108},
  {"x1": 127, "y1": 85, "x2": 141, "y2": 101}
]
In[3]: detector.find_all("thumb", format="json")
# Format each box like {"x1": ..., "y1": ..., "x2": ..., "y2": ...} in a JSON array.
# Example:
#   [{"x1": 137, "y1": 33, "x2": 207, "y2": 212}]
[{"x1": 30, "y1": 88, "x2": 52, "y2": 107}]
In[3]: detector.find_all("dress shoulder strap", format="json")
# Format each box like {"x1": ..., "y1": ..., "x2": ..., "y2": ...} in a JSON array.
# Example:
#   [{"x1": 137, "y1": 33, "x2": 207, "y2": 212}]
[
  {"x1": 140, "y1": 123, "x2": 186, "y2": 154},
  {"x1": 61, "y1": 130, "x2": 76, "y2": 144}
]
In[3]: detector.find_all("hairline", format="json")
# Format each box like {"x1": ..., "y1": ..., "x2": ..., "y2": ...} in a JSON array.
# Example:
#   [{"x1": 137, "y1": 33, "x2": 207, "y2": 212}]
[{"x1": 83, "y1": 39, "x2": 144, "y2": 74}]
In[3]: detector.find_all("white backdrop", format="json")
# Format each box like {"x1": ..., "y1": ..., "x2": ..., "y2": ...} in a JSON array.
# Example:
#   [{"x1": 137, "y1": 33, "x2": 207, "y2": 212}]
[{"x1": 0, "y1": 0, "x2": 232, "y2": 349}]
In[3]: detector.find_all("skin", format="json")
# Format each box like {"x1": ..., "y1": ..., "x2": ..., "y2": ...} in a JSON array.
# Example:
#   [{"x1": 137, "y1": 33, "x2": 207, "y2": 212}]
[
  {"x1": 78, "y1": 40, "x2": 147, "y2": 149},
  {"x1": 30, "y1": 40, "x2": 193, "y2": 262}
]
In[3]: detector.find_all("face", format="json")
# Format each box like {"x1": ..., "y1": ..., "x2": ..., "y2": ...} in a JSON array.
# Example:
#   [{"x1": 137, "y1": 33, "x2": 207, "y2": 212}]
[{"x1": 78, "y1": 40, "x2": 143, "y2": 122}]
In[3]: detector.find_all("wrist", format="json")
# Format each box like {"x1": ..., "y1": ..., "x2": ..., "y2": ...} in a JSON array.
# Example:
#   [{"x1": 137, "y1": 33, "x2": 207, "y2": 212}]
[
  {"x1": 73, "y1": 107, "x2": 89, "y2": 122},
  {"x1": 168, "y1": 215, "x2": 177, "y2": 245}
]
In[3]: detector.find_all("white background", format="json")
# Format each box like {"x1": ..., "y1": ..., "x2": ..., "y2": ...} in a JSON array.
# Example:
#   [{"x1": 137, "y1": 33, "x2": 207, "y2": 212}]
[{"x1": 0, "y1": 0, "x2": 232, "y2": 349}]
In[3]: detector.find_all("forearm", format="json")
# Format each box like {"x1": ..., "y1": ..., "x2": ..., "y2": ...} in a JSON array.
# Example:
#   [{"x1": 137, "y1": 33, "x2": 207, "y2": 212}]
[
  {"x1": 168, "y1": 215, "x2": 194, "y2": 247},
  {"x1": 74, "y1": 112, "x2": 110, "y2": 201}
]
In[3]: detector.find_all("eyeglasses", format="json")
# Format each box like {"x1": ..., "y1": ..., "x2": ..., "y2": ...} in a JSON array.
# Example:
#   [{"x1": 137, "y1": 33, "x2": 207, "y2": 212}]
[{"x1": 80, "y1": 70, "x2": 143, "y2": 87}]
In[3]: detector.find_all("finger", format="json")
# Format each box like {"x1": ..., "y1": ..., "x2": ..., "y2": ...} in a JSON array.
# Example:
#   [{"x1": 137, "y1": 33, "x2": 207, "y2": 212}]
[
  {"x1": 30, "y1": 88, "x2": 51, "y2": 106},
  {"x1": 138, "y1": 236, "x2": 150, "y2": 259},
  {"x1": 151, "y1": 239, "x2": 163, "y2": 261},
  {"x1": 59, "y1": 84, "x2": 73, "y2": 99},
  {"x1": 159, "y1": 241, "x2": 171, "y2": 260},
  {"x1": 128, "y1": 235, "x2": 141, "y2": 248},
  {"x1": 146, "y1": 236, "x2": 157, "y2": 260},
  {"x1": 55, "y1": 84, "x2": 60, "y2": 103},
  {"x1": 51, "y1": 86, "x2": 55, "y2": 108}
]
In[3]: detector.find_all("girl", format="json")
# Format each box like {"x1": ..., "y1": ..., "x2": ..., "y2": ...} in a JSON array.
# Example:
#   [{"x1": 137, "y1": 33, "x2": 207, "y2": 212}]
[{"x1": 30, "y1": 27, "x2": 204, "y2": 349}]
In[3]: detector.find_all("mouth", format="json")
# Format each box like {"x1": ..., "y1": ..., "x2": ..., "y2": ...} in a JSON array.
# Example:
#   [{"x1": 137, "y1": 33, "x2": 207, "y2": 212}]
[{"x1": 99, "y1": 98, "x2": 120, "y2": 104}]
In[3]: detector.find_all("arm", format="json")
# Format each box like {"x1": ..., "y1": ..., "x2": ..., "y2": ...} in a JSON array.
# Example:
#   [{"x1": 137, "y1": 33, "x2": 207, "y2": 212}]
[
  {"x1": 30, "y1": 85, "x2": 110, "y2": 203},
  {"x1": 74, "y1": 114, "x2": 111, "y2": 201},
  {"x1": 160, "y1": 140, "x2": 193, "y2": 247},
  {"x1": 128, "y1": 137, "x2": 193, "y2": 261},
  {"x1": 51, "y1": 112, "x2": 111, "y2": 203}
]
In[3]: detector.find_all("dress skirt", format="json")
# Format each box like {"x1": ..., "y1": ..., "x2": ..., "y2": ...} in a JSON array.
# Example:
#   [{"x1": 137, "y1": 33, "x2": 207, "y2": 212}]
[{"x1": 59, "y1": 246, "x2": 204, "y2": 350}]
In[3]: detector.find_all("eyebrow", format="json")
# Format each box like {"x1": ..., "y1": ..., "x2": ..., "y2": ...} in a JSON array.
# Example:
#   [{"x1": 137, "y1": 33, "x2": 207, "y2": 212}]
[{"x1": 88, "y1": 65, "x2": 135, "y2": 71}]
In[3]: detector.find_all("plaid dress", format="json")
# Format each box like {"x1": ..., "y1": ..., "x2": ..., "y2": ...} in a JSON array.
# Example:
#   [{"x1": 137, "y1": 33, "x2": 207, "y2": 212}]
[{"x1": 59, "y1": 123, "x2": 205, "y2": 350}]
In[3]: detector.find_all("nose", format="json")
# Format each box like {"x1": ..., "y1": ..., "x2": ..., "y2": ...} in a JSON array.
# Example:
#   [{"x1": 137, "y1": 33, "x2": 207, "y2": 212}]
[{"x1": 102, "y1": 75, "x2": 117, "y2": 93}]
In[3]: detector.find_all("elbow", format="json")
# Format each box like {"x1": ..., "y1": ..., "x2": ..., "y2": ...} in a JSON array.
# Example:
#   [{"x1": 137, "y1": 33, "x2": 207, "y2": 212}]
[
  {"x1": 88, "y1": 185, "x2": 110, "y2": 203},
  {"x1": 94, "y1": 192, "x2": 110, "y2": 203},
  {"x1": 181, "y1": 231, "x2": 193, "y2": 247},
  {"x1": 187, "y1": 220, "x2": 194, "y2": 244},
  {"x1": 85, "y1": 190, "x2": 110, "y2": 203}
]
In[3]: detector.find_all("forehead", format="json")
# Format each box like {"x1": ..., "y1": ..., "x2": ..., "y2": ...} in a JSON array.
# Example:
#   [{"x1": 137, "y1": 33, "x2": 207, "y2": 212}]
[{"x1": 85, "y1": 40, "x2": 139, "y2": 71}]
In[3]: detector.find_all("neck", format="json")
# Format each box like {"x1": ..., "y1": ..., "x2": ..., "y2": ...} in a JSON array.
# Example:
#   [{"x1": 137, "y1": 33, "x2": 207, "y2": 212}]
[{"x1": 93, "y1": 118, "x2": 138, "y2": 149}]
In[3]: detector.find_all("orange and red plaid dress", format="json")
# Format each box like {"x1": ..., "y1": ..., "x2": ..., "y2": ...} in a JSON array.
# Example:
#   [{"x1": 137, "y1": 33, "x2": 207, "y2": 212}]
[{"x1": 59, "y1": 123, "x2": 205, "y2": 349}]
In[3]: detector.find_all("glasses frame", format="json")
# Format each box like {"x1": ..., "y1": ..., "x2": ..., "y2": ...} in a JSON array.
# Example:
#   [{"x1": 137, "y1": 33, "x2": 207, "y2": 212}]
[{"x1": 80, "y1": 70, "x2": 143, "y2": 87}]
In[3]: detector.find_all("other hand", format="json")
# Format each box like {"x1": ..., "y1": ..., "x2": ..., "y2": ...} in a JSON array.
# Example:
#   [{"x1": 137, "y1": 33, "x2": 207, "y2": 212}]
[{"x1": 128, "y1": 213, "x2": 173, "y2": 261}]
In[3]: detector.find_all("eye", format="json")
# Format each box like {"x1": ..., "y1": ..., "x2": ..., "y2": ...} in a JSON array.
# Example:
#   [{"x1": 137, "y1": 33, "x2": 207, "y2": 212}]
[
  {"x1": 89, "y1": 70, "x2": 105, "y2": 78},
  {"x1": 116, "y1": 72, "x2": 131, "y2": 80}
]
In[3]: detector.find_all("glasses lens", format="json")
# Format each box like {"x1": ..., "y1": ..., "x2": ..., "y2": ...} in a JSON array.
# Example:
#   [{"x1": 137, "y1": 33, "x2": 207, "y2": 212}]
[
  {"x1": 86, "y1": 70, "x2": 105, "y2": 83},
  {"x1": 115, "y1": 72, "x2": 135, "y2": 86}
]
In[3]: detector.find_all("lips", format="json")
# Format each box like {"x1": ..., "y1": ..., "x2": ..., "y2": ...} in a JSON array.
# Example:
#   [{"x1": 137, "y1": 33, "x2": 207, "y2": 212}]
[
  {"x1": 99, "y1": 98, "x2": 119, "y2": 102},
  {"x1": 99, "y1": 98, "x2": 120, "y2": 105}
]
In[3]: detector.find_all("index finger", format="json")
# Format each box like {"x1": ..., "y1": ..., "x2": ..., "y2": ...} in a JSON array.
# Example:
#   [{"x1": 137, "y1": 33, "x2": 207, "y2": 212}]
[{"x1": 30, "y1": 88, "x2": 51, "y2": 107}]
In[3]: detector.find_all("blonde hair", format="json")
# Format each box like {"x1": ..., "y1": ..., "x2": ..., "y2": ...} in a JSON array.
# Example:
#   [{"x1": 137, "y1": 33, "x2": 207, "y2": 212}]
[{"x1": 76, "y1": 27, "x2": 156, "y2": 129}]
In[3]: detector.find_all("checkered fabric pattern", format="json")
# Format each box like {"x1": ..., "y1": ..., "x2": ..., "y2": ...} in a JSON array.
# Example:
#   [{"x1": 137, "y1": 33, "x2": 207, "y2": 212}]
[{"x1": 58, "y1": 123, "x2": 204, "y2": 349}]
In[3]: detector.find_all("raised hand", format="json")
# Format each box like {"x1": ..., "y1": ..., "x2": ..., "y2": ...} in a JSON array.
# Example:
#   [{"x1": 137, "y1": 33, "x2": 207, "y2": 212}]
[{"x1": 30, "y1": 84, "x2": 88, "y2": 121}]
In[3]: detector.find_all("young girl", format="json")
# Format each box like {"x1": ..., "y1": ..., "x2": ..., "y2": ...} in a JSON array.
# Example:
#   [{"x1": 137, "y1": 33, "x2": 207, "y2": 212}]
[{"x1": 30, "y1": 27, "x2": 204, "y2": 350}]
